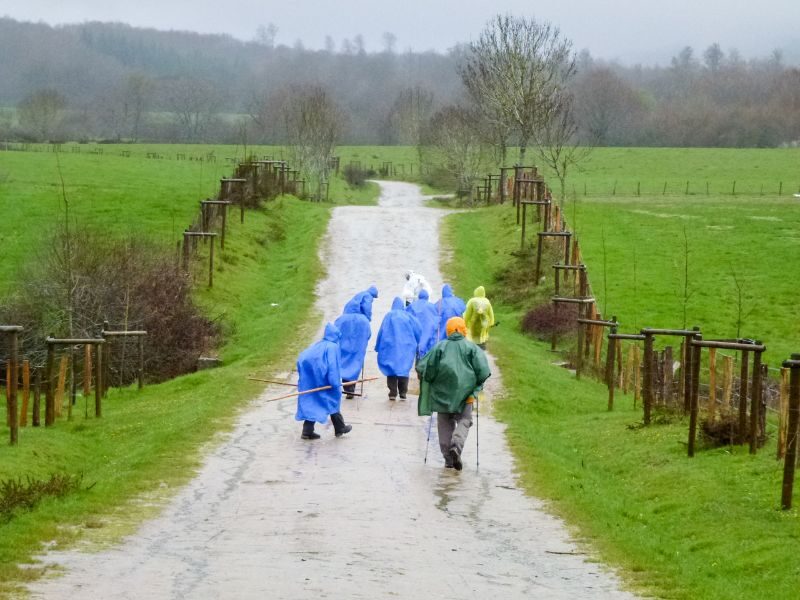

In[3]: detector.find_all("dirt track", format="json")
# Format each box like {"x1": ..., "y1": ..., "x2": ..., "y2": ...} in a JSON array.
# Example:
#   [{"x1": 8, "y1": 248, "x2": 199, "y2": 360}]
[{"x1": 28, "y1": 181, "x2": 637, "y2": 599}]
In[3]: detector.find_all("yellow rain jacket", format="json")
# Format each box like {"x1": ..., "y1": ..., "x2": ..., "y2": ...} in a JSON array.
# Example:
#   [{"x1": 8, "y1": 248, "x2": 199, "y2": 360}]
[{"x1": 463, "y1": 286, "x2": 494, "y2": 344}]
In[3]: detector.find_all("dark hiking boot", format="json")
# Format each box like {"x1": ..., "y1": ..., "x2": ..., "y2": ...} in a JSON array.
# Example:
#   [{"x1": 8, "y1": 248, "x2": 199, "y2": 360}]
[
  {"x1": 449, "y1": 447, "x2": 463, "y2": 471},
  {"x1": 444, "y1": 463, "x2": 454, "y2": 469},
  {"x1": 335, "y1": 424, "x2": 352, "y2": 437},
  {"x1": 388, "y1": 395, "x2": 396, "y2": 401},
  {"x1": 301, "y1": 432, "x2": 321, "y2": 440},
  {"x1": 345, "y1": 394, "x2": 354, "y2": 399},
  {"x1": 400, "y1": 395, "x2": 407, "y2": 401}
]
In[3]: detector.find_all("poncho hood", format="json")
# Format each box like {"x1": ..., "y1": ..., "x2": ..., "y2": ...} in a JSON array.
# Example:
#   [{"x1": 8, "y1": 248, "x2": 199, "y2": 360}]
[
  {"x1": 323, "y1": 323, "x2": 341, "y2": 343},
  {"x1": 442, "y1": 284, "x2": 454, "y2": 298}
]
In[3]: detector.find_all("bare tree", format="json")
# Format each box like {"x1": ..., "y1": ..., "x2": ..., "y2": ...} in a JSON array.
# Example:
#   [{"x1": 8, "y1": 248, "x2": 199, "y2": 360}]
[
  {"x1": 387, "y1": 86, "x2": 435, "y2": 151},
  {"x1": 573, "y1": 68, "x2": 643, "y2": 145},
  {"x1": 255, "y1": 23, "x2": 278, "y2": 48},
  {"x1": 17, "y1": 88, "x2": 67, "y2": 141},
  {"x1": 420, "y1": 104, "x2": 488, "y2": 197},
  {"x1": 533, "y1": 92, "x2": 591, "y2": 206},
  {"x1": 459, "y1": 14, "x2": 575, "y2": 164},
  {"x1": 280, "y1": 84, "x2": 344, "y2": 199},
  {"x1": 162, "y1": 78, "x2": 223, "y2": 142}
]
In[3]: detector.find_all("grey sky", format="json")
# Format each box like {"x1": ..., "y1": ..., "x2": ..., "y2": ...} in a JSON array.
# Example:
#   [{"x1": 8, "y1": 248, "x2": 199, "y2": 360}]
[{"x1": 1, "y1": 0, "x2": 798, "y2": 64}]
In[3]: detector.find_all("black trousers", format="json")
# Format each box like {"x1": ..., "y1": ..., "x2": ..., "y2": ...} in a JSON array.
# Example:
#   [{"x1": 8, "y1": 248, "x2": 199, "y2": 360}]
[
  {"x1": 303, "y1": 412, "x2": 346, "y2": 435},
  {"x1": 387, "y1": 376, "x2": 409, "y2": 398}
]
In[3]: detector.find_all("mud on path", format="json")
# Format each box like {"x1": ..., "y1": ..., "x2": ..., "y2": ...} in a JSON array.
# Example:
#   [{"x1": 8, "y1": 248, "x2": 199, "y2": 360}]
[{"x1": 28, "y1": 182, "x2": 637, "y2": 599}]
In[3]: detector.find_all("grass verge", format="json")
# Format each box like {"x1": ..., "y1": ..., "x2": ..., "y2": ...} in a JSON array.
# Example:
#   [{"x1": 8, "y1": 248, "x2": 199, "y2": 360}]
[
  {"x1": 441, "y1": 205, "x2": 800, "y2": 600},
  {"x1": 0, "y1": 196, "x2": 330, "y2": 595}
]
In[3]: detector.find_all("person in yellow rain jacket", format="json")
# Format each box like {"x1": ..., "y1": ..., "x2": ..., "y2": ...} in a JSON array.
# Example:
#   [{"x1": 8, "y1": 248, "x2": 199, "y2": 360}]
[{"x1": 463, "y1": 285, "x2": 494, "y2": 349}]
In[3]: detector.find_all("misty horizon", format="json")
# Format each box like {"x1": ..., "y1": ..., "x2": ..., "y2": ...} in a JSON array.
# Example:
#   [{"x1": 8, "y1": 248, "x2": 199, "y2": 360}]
[{"x1": 1, "y1": 0, "x2": 799, "y2": 66}]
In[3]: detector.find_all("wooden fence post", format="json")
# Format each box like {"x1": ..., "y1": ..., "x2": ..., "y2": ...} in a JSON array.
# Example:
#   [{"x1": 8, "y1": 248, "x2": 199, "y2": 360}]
[
  {"x1": 688, "y1": 334, "x2": 703, "y2": 457},
  {"x1": 781, "y1": 356, "x2": 800, "y2": 509},
  {"x1": 8, "y1": 330, "x2": 19, "y2": 445},
  {"x1": 606, "y1": 328, "x2": 617, "y2": 410},
  {"x1": 750, "y1": 345, "x2": 763, "y2": 454},
  {"x1": 779, "y1": 367, "x2": 790, "y2": 459},
  {"x1": 707, "y1": 348, "x2": 717, "y2": 422},
  {"x1": 45, "y1": 339, "x2": 55, "y2": 426},
  {"x1": 739, "y1": 350, "x2": 750, "y2": 444},
  {"x1": 642, "y1": 332, "x2": 654, "y2": 424},
  {"x1": 95, "y1": 343, "x2": 103, "y2": 417},
  {"x1": 20, "y1": 360, "x2": 30, "y2": 428}
]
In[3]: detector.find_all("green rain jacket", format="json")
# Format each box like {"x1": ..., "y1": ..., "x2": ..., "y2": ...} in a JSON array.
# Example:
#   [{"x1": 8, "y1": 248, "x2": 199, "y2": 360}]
[{"x1": 416, "y1": 332, "x2": 491, "y2": 416}]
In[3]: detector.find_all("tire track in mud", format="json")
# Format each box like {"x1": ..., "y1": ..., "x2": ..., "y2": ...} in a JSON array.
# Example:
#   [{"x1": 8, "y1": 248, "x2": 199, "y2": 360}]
[{"x1": 27, "y1": 181, "x2": 638, "y2": 599}]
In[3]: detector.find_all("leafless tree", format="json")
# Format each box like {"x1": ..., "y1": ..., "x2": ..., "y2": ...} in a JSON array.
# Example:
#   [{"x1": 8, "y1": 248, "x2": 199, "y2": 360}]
[
  {"x1": 420, "y1": 104, "x2": 488, "y2": 197},
  {"x1": 162, "y1": 77, "x2": 223, "y2": 142},
  {"x1": 387, "y1": 86, "x2": 435, "y2": 152},
  {"x1": 572, "y1": 68, "x2": 644, "y2": 145},
  {"x1": 279, "y1": 84, "x2": 344, "y2": 199},
  {"x1": 459, "y1": 14, "x2": 575, "y2": 164},
  {"x1": 17, "y1": 89, "x2": 67, "y2": 141},
  {"x1": 533, "y1": 92, "x2": 591, "y2": 206}
]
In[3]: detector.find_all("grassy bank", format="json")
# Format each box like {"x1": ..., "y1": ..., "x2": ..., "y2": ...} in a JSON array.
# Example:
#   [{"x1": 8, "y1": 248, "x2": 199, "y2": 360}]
[
  {"x1": 442, "y1": 205, "x2": 800, "y2": 600},
  {"x1": 0, "y1": 196, "x2": 330, "y2": 595}
]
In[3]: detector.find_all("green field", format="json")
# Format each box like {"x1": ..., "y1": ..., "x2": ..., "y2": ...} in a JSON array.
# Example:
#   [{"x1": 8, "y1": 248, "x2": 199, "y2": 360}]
[
  {"x1": 0, "y1": 144, "x2": 379, "y2": 287},
  {"x1": 0, "y1": 146, "x2": 347, "y2": 594},
  {"x1": 443, "y1": 204, "x2": 800, "y2": 600},
  {"x1": 1, "y1": 144, "x2": 799, "y2": 597}
]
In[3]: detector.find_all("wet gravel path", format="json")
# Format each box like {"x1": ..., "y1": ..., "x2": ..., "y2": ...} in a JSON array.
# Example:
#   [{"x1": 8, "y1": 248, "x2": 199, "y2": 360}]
[{"x1": 28, "y1": 181, "x2": 637, "y2": 599}]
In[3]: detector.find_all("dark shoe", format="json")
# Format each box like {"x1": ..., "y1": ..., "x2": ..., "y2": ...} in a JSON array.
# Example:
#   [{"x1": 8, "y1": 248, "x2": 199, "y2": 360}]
[
  {"x1": 449, "y1": 447, "x2": 463, "y2": 471},
  {"x1": 301, "y1": 432, "x2": 321, "y2": 440},
  {"x1": 335, "y1": 424, "x2": 353, "y2": 438},
  {"x1": 399, "y1": 395, "x2": 407, "y2": 401},
  {"x1": 345, "y1": 394, "x2": 354, "y2": 400},
  {"x1": 444, "y1": 463, "x2": 454, "y2": 469},
  {"x1": 389, "y1": 395, "x2": 396, "y2": 401}
]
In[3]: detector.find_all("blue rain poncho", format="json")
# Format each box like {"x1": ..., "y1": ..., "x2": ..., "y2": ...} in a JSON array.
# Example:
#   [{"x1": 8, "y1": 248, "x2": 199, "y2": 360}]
[
  {"x1": 295, "y1": 323, "x2": 343, "y2": 424},
  {"x1": 406, "y1": 289, "x2": 439, "y2": 358},
  {"x1": 334, "y1": 304, "x2": 372, "y2": 382},
  {"x1": 435, "y1": 284, "x2": 467, "y2": 341},
  {"x1": 375, "y1": 297, "x2": 422, "y2": 377},
  {"x1": 343, "y1": 285, "x2": 379, "y2": 321}
]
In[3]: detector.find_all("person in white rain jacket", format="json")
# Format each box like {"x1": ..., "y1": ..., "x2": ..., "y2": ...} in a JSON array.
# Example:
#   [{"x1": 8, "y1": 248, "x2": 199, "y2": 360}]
[{"x1": 402, "y1": 270, "x2": 433, "y2": 306}]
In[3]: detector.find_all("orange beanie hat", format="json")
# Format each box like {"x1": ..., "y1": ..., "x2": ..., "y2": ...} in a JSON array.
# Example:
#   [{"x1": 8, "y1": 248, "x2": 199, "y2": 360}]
[{"x1": 445, "y1": 316, "x2": 467, "y2": 337}]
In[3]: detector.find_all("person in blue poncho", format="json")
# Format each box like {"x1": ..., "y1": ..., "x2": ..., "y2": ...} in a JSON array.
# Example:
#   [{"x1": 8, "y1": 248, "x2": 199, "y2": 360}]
[
  {"x1": 295, "y1": 323, "x2": 353, "y2": 440},
  {"x1": 406, "y1": 289, "x2": 439, "y2": 359},
  {"x1": 435, "y1": 284, "x2": 467, "y2": 341},
  {"x1": 343, "y1": 285, "x2": 379, "y2": 321},
  {"x1": 375, "y1": 297, "x2": 422, "y2": 400},
  {"x1": 334, "y1": 302, "x2": 372, "y2": 399}
]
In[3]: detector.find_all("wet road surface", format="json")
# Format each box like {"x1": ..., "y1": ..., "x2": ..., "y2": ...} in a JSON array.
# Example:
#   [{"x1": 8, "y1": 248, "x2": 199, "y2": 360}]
[{"x1": 28, "y1": 181, "x2": 637, "y2": 599}]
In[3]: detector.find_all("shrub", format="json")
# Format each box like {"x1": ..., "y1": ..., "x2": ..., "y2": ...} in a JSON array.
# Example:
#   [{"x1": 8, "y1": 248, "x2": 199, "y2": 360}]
[{"x1": 0, "y1": 226, "x2": 217, "y2": 383}]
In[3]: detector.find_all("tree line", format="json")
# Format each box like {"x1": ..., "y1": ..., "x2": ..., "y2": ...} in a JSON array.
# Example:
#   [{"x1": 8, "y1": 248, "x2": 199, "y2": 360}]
[{"x1": 0, "y1": 16, "x2": 798, "y2": 150}]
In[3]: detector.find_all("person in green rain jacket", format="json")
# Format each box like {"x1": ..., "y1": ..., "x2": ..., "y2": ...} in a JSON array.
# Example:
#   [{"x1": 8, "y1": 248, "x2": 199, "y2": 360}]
[
  {"x1": 463, "y1": 285, "x2": 495, "y2": 349},
  {"x1": 416, "y1": 317, "x2": 491, "y2": 470}
]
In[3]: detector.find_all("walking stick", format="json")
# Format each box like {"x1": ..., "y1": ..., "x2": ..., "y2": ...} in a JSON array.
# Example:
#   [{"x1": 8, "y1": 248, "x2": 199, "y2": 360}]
[
  {"x1": 424, "y1": 415, "x2": 433, "y2": 464},
  {"x1": 475, "y1": 393, "x2": 480, "y2": 470}
]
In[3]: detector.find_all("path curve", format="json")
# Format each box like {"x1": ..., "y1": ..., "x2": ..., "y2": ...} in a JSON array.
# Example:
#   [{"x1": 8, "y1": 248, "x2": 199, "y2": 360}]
[{"x1": 28, "y1": 181, "x2": 637, "y2": 599}]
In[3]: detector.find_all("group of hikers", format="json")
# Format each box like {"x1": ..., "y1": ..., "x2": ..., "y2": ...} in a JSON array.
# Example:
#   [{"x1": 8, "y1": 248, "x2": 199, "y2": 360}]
[{"x1": 293, "y1": 271, "x2": 494, "y2": 470}]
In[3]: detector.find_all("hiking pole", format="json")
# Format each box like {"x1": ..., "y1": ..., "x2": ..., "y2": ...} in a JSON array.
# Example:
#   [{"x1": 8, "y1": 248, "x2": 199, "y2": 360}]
[
  {"x1": 424, "y1": 415, "x2": 433, "y2": 464},
  {"x1": 475, "y1": 394, "x2": 480, "y2": 470}
]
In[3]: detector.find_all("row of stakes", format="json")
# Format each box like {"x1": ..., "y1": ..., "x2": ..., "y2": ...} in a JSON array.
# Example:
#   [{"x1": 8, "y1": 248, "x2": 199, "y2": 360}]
[
  {"x1": 2, "y1": 155, "x2": 308, "y2": 445},
  {"x1": 495, "y1": 164, "x2": 800, "y2": 510}
]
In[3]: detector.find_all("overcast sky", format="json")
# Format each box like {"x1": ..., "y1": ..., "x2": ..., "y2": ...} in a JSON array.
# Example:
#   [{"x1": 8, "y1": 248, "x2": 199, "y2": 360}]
[{"x1": 2, "y1": 0, "x2": 798, "y2": 65}]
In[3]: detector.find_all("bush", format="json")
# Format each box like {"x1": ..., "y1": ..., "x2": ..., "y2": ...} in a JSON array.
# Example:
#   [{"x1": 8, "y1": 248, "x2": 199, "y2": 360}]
[
  {"x1": 521, "y1": 303, "x2": 579, "y2": 339},
  {"x1": 342, "y1": 164, "x2": 368, "y2": 187},
  {"x1": 0, "y1": 226, "x2": 217, "y2": 383}
]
